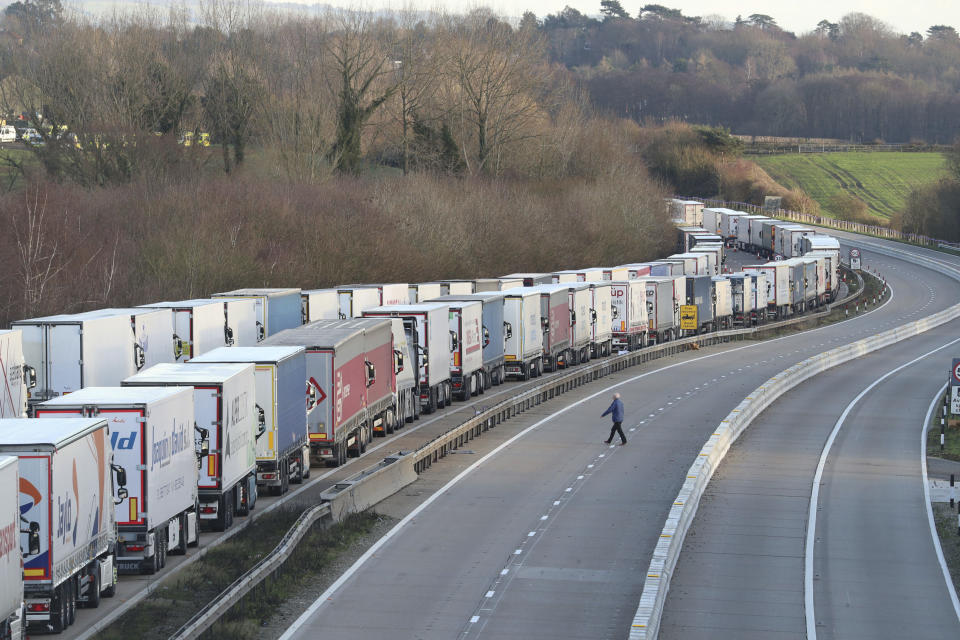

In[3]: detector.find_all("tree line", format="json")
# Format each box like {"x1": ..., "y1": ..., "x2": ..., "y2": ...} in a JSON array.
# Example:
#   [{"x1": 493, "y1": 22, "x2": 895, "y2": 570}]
[{"x1": 533, "y1": 5, "x2": 960, "y2": 144}]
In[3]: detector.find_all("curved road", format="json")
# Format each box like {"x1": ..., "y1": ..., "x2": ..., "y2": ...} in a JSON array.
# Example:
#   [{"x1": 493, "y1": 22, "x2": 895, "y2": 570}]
[{"x1": 279, "y1": 238, "x2": 960, "y2": 639}]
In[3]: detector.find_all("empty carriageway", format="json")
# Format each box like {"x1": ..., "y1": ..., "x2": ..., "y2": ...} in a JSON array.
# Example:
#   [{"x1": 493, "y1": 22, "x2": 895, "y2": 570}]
[{"x1": 278, "y1": 238, "x2": 958, "y2": 640}]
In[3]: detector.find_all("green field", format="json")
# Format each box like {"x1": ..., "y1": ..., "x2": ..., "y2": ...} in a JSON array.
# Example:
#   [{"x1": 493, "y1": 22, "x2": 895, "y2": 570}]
[{"x1": 755, "y1": 152, "x2": 946, "y2": 220}]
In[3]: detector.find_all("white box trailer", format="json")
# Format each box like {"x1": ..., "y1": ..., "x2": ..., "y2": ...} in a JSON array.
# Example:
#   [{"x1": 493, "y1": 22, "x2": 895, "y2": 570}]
[
  {"x1": 362, "y1": 303, "x2": 452, "y2": 413},
  {"x1": 711, "y1": 277, "x2": 734, "y2": 327},
  {"x1": 123, "y1": 363, "x2": 258, "y2": 532},
  {"x1": 737, "y1": 215, "x2": 768, "y2": 249},
  {"x1": 783, "y1": 226, "x2": 816, "y2": 258},
  {"x1": 500, "y1": 289, "x2": 543, "y2": 380},
  {"x1": 638, "y1": 277, "x2": 677, "y2": 343},
  {"x1": 502, "y1": 273, "x2": 553, "y2": 286},
  {"x1": 618, "y1": 263, "x2": 653, "y2": 279},
  {"x1": 338, "y1": 286, "x2": 382, "y2": 318},
  {"x1": 408, "y1": 282, "x2": 443, "y2": 303},
  {"x1": 749, "y1": 272, "x2": 769, "y2": 320},
  {"x1": 0, "y1": 456, "x2": 23, "y2": 640},
  {"x1": 725, "y1": 274, "x2": 756, "y2": 325},
  {"x1": 760, "y1": 220, "x2": 780, "y2": 255},
  {"x1": 677, "y1": 226, "x2": 708, "y2": 252},
  {"x1": 664, "y1": 274, "x2": 687, "y2": 328},
  {"x1": 668, "y1": 253, "x2": 708, "y2": 275},
  {"x1": 473, "y1": 278, "x2": 522, "y2": 292},
  {"x1": 0, "y1": 418, "x2": 120, "y2": 632},
  {"x1": 525, "y1": 285, "x2": 572, "y2": 372},
  {"x1": 773, "y1": 224, "x2": 810, "y2": 258},
  {"x1": 719, "y1": 210, "x2": 745, "y2": 242},
  {"x1": 701, "y1": 208, "x2": 723, "y2": 234},
  {"x1": 212, "y1": 288, "x2": 303, "y2": 339},
  {"x1": 85, "y1": 308, "x2": 177, "y2": 372},
  {"x1": 12, "y1": 311, "x2": 137, "y2": 403},
  {"x1": 443, "y1": 300, "x2": 484, "y2": 400},
  {"x1": 551, "y1": 272, "x2": 579, "y2": 284},
  {"x1": 439, "y1": 281, "x2": 475, "y2": 296},
  {"x1": 745, "y1": 216, "x2": 771, "y2": 250},
  {"x1": 671, "y1": 199, "x2": 704, "y2": 226},
  {"x1": 743, "y1": 263, "x2": 791, "y2": 317},
  {"x1": 561, "y1": 283, "x2": 593, "y2": 364},
  {"x1": 609, "y1": 281, "x2": 648, "y2": 351},
  {"x1": 388, "y1": 318, "x2": 419, "y2": 423},
  {"x1": 552, "y1": 268, "x2": 606, "y2": 283},
  {"x1": 433, "y1": 293, "x2": 507, "y2": 390},
  {"x1": 139, "y1": 299, "x2": 227, "y2": 362},
  {"x1": 649, "y1": 261, "x2": 685, "y2": 277},
  {"x1": 350, "y1": 283, "x2": 409, "y2": 307},
  {"x1": 36, "y1": 387, "x2": 200, "y2": 574},
  {"x1": 801, "y1": 234, "x2": 841, "y2": 257},
  {"x1": 602, "y1": 267, "x2": 630, "y2": 281},
  {"x1": 806, "y1": 251, "x2": 837, "y2": 300},
  {"x1": 588, "y1": 283, "x2": 613, "y2": 357},
  {"x1": 0, "y1": 330, "x2": 32, "y2": 418},
  {"x1": 690, "y1": 244, "x2": 722, "y2": 275},
  {"x1": 189, "y1": 347, "x2": 309, "y2": 495},
  {"x1": 301, "y1": 289, "x2": 341, "y2": 324},
  {"x1": 220, "y1": 297, "x2": 259, "y2": 347}
]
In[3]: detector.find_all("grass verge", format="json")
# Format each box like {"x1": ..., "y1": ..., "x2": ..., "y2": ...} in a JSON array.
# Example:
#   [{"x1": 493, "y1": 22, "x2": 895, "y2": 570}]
[
  {"x1": 932, "y1": 503, "x2": 960, "y2": 597},
  {"x1": 927, "y1": 391, "x2": 960, "y2": 461}
]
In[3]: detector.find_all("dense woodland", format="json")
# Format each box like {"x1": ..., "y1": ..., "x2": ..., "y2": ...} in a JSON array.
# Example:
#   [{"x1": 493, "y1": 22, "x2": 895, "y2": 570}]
[{"x1": 541, "y1": 5, "x2": 960, "y2": 143}]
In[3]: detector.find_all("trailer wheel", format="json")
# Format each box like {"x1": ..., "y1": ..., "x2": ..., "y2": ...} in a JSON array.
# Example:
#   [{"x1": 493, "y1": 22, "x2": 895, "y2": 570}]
[
  {"x1": 86, "y1": 570, "x2": 101, "y2": 609},
  {"x1": 67, "y1": 578, "x2": 76, "y2": 626},
  {"x1": 385, "y1": 409, "x2": 395, "y2": 435},
  {"x1": 425, "y1": 388, "x2": 437, "y2": 414},
  {"x1": 159, "y1": 533, "x2": 167, "y2": 569},
  {"x1": 174, "y1": 514, "x2": 189, "y2": 554},
  {"x1": 144, "y1": 544, "x2": 159, "y2": 574},
  {"x1": 50, "y1": 586, "x2": 66, "y2": 633},
  {"x1": 281, "y1": 460, "x2": 290, "y2": 494},
  {"x1": 292, "y1": 454, "x2": 304, "y2": 484},
  {"x1": 444, "y1": 382, "x2": 453, "y2": 407}
]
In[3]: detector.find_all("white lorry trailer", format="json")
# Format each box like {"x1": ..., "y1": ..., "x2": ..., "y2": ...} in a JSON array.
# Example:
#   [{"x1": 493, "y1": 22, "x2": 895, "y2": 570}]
[
  {"x1": 551, "y1": 268, "x2": 606, "y2": 283},
  {"x1": 12, "y1": 311, "x2": 137, "y2": 404},
  {"x1": 189, "y1": 347, "x2": 310, "y2": 495},
  {"x1": 609, "y1": 281, "x2": 648, "y2": 351},
  {"x1": 502, "y1": 273, "x2": 554, "y2": 286},
  {"x1": 337, "y1": 287, "x2": 382, "y2": 318},
  {"x1": 0, "y1": 456, "x2": 23, "y2": 640},
  {"x1": 440, "y1": 300, "x2": 484, "y2": 400},
  {"x1": 212, "y1": 288, "x2": 303, "y2": 339},
  {"x1": 36, "y1": 387, "x2": 200, "y2": 574},
  {"x1": 562, "y1": 283, "x2": 593, "y2": 365},
  {"x1": 432, "y1": 293, "x2": 507, "y2": 389},
  {"x1": 220, "y1": 297, "x2": 259, "y2": 347},
  {"x1": 473, "y1": 278, "x2": 522, "y2": 292},
  {"x1": 743, "y1": 263, "x2": 791, "y2": 318},
  {"x1": 501, "y1": 289, "x2": 543, "y2": 380},
  {"x1": 0, "y1": 330, "x2": 33, "y2": 419},
  {"x1": 588, "y1": 282, "x2": 613, "y2": 358},
  {"x1": 123, "y1": 363, "x2": 258, "y2": 532},
  {"x1": 408, "y1": 283, "x2": 443, "y2": 303},
  {"x1": 438, "y1": 281, "x2": 475, "y2": 296},
  {"x1": 301, "y1": 289, "x2": 341, "y2": 324},
  {"x1": 362, "y1": 304, "x2": 452, "y2": 414},
  {"x1": 638, "y1": 277, "x2": 676, "y2": 344},
  {"x1": 387, "y1": 318, "x2": 419, "y2": 424},
  {"x1": 139, "y1": 299, "x2": 227, "y2": 362},
  {"x1": 711, "y1": 277, "x2": 734, "y2": 328},
  {"x1": 84, "y1": 308, "x2": 176, "y2": 372},
  {"x1": 0, "y1": 418, "x2": 122, "y2": 633}
]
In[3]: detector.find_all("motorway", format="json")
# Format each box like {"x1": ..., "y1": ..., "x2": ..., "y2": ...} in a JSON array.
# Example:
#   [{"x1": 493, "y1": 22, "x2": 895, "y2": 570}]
[{"x1": 276, "y1": 239, "x2": 960, "y2": 640}]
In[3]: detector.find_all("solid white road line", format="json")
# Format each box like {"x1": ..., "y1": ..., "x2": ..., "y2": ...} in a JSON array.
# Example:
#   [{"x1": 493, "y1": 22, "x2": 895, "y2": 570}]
[
  {"x1": 920, "y1": 382, "x2": 960, "y2": 623},
  {"x1": 804, "y1": 334, "x2": 960, "y2": 639}
]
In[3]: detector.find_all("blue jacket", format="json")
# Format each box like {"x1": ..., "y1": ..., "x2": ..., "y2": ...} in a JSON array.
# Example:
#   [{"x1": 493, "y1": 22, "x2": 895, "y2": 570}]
[{"x1": 601, "y1": 398, "x2": 624, "y2": 423}]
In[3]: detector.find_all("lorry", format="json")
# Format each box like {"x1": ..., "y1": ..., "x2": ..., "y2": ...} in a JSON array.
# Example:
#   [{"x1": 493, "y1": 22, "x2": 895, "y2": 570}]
[
  {"x1": 346, "y1": 318, "x2": 398, "y2": 435},
  {"x1": 189, "y1": 347, "x2": 309, "y2": 494},
  {"x1": 0, "y1": 330, "x2": 33, "y2": 418},
  {"x1": 684, "y1": 275, "x2": 715, "y2": 333},
  {"x1": 220, "y1": 297, "x2": 259, "y2": 347},
  {"x1": 501, "y1": 288, "x2": 543, "y2": 380},
  {"x1": 743, "y1": 263, "x2": 791, "y2": 318},
  {"x1": 440, "y1": 300, "x2": 483, "y2": 400},
  {"x1": 669, "y1": 199, "x2": 704, "y2": 226},
  {"x1": 473, "y1": 278, "x2": 522, "y2": 292},
  {"x1": 36, "y1": 387, "x2": 201, "y2": 574},
  {"x1": 718, "y1": 210, "x2": 746, "y2": 245},
  {"x1": 609, "y1": 281, "x2": 648, "y2": 351},
  {"x1": 85, "y1": 308, "x2": 176, "y2": 372},
  {"x1": 587, "y1": 282, "x2": 613, "y2": 358},
  {"x1": 301, "y1": 289, "x2": 341, "y2": 324},
  {"x1": 12, "y1": 311, "x2": 137, "y2": 404},
  {"x1": 701, "y1": 207, "x2": 724, "y2": 234},
  {"x1": 525, "y1": 285, "x2": 572, "y2": 372},
  {"x1": 362, "y1": 304, "x2": 452, "y2": 414},
  {"x1": 806, "y1": 251, "x2": 838, "y2": 301},
  {"x1": 776, "y1": 225, "x2": 815, "y2": 259},
  {"x1": 638, "y1": 277, "x2": 676, "y2": 344},
  {"x1": 432, "y1": 293, "x2": 507, "y2": 390},
  {"x1": 408, "y1": 282, "x2": 443, "y2": 303},
  {"x1": 711, "y1": 277, "x2": 733, "y2": 328},
  {"x1": 0, "y1": 418, "x2": 122, "y2": 633},
  {"x1": 552, "y1": 268, "x2": 606, "y2": 283},
  {"x1": 725, "y1": 274, "x2": 756, "y2": 326},
  {"x1": 260, "y1": 320, "x2": 375, "y2": 466},
  {"x1": 386, "y1": 318, "x2": 419, "y2": 424},
  {"x1": 0, "y1": 456, "x2": 23, "y2": 640},
  {"x1": 123, "y1": 363, "x2": 258, "y2": 531},
  {"x1": 337, "y1": 286, "x2": 382, "y2": 318},
  {"x1": 739, "y1": 215, "x2": 770, "y2": 251},
  {"x1": 502, "y1": 273, "x2": 553, "y2": 287},
  {"x1": 562, "y1": 283, "x2": 593, "y2": 365},
  {"x1": 139, "y1": 299, "x2": 228, "y2": 362},
  {"x1": 212, "y1": 288, "x2": 303, "y2": 339}
]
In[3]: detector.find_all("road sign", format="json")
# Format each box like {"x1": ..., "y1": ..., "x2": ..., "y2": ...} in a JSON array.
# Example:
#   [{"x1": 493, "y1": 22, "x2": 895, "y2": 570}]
[
  {"x1": 952, "y1": 387, "x2": 960, "y2": 415},
  {"x1": 850, "y1": 248, "x2": 861, "y2": 270},
  {"x1": 952, "y1": 359, "x2": 960, "y2": 385},
  {"x1": 680, "y1": 305, "x2": 698, "y2": 331}
]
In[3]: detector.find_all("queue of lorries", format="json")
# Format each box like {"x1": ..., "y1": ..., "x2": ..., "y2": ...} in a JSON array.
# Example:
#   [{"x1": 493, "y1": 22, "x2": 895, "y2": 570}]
[{"x1": 0, "y1": 202, "x2": 843, "y2": 636}]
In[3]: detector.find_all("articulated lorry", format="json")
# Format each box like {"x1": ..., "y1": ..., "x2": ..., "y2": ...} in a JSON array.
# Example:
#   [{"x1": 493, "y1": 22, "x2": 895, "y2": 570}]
[
  {"x1": 0, "y1": 330, "x2": 33, "y2": 418},
  {"x1": 0, "y1": 418, "x2": 122, "y2": 633},
  {"x1": 123, "y1": 363, "x2": 258, "y2": 531},
  {"x1": 525, "y1": 285, "x2": 572, "y2": 372},
  {"x1": 213, "y1": 288, "x2": 303, "y2": 339},
  {"x1": 442, "y1": 300, "x2": 484, "y2": 400},
  {"x1": 37, "y1": 387, "x2": 200, "y2": 574},
  {"x1": 190, "y1": 347, "x2": 309, "y2": 495},
  {"x1": 432, "y1": 293, "x2": 507, "y2": 389},
  {"x1": 501, "y1": 289, "x2": 543, "y2": 380},
  {"x1": 0, "y1": 456, "x2": 23, "y2": 640}
]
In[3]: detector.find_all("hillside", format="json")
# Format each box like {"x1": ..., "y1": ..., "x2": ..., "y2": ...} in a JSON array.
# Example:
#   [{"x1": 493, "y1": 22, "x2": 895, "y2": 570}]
[{"x1": 753, "y1": 152, "x2": 946, "y2": 220}]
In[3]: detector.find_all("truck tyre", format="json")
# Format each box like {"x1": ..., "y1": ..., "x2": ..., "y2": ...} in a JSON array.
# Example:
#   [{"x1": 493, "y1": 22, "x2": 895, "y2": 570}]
[
  {"x1": 470, "y1": 374, "x2": 479, "y2": 397},
  {"x1": 444, "y1": 382, "x2": 453, "y2": 406},
  {"x1": 281, "y1": 461, "x2": 290, "y2": 494},
  {"x1": 51, "y1": 586, "x2": 66, "y2": 633},
  {"x1": 159, "y1": 532, "x2": 167, "y2": 569},
  {"x1": 174, "y1": 514, "x2": 189, "y2": 554},
  {"x1": 87, "y1": 570, "x2": 101, "y2": 609},
  {"x1": 386, "y1": 409, "x2": 395, "y2": 435},
  {"x1": 425, "y1": 388, "x2": 437, "y2": 414},
  {"x1": 144, "y1": 544, "x2": 159, "y2": 574},
  {"x1": 292, "y1": 454, "x2": 304, "y2": 485},
  {"x1": 67, "y1": 579, "x2": 76, "y2": 626},
  {"x1": 224, "y1": 492, "x2": 234, "y2": 529}
]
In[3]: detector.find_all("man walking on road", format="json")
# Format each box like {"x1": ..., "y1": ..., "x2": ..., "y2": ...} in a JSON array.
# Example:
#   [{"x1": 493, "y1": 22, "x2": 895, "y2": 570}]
[{"x1": 601, "y1": 393, "x2": 627, "y2": 445}]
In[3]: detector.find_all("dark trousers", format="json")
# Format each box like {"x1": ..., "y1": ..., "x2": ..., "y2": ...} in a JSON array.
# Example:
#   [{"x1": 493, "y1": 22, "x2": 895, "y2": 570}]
[{"x1": 606, "y1": 421, "x2": 626, "y2": 444}]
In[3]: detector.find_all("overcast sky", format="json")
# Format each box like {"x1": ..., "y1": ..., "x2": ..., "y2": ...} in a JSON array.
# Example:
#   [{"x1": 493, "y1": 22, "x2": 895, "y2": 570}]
[{"x1": 303, "y1": 0, "x2": 958, "y2": 35}]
